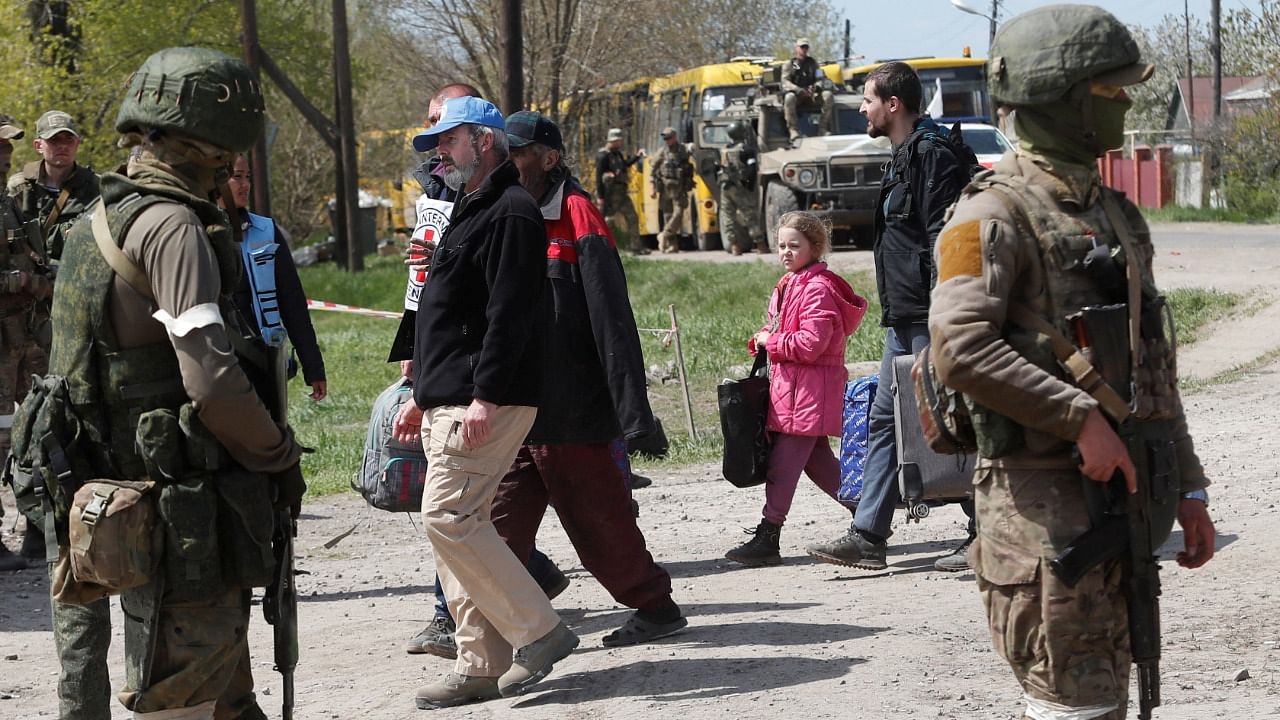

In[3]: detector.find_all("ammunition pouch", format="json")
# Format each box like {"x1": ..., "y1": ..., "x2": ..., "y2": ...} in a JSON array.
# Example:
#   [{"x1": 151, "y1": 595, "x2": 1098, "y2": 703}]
[{"x1": 62, "y1": 479, "x2": 159, "y2": 600}]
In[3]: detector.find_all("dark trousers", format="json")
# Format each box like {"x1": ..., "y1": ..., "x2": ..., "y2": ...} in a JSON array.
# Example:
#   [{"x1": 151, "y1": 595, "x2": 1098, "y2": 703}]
[{"x1": 493, "y1": 442, "x2": 673, "y2": 612}]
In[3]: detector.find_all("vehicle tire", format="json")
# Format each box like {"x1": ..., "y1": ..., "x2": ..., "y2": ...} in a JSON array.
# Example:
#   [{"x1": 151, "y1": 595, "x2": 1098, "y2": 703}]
[{"x1": 764, "y1": 182, "x2": 800, "y2": 252}]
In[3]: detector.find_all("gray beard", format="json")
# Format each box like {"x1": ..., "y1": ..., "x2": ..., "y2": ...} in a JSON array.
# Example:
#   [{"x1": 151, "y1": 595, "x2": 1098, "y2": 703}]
[{"x1": 442, "y1": 163, "x2": 471, "y2": 191}]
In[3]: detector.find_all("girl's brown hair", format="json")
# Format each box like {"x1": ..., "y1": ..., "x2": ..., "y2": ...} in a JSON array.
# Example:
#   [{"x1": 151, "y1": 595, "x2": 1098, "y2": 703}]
[{"x1": 777, "y1": 211, "x2": 831, "y2": 258}]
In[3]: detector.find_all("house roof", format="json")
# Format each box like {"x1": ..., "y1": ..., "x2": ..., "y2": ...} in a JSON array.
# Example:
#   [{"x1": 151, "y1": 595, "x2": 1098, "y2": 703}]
[
  {"x1": 1174, "y1": 76, "x2": 1258, "y2": 124},
  {"x1": 1223, "y1": 75, "x2": 1278, "y2": 102}
]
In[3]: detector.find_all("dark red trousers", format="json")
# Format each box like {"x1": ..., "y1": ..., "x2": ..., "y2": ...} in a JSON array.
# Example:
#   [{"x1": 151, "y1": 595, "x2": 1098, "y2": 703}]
[{"x1": 492, "y1": 443, "x2": 673, "y2": 612}]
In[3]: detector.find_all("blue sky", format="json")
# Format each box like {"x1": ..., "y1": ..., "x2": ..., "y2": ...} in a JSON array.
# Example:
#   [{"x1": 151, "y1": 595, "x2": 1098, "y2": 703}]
[{"x1": 828, "y1": 0, "x2": 1266, "y2": 64}]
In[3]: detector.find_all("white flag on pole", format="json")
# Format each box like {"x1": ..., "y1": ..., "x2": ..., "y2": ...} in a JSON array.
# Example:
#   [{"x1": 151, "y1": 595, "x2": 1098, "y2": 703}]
[{"x1": 925, "y1": 77, "x2": 944, "y2": 119}]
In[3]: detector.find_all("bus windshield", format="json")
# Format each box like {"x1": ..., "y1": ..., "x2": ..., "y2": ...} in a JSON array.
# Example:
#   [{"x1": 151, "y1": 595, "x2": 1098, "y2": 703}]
[
  {"x1": 919, "y1": 65, "x2": 990, "y2": 123},
  {"x1": 700, "y1": 85, "x2": 753, "y2": 118}
]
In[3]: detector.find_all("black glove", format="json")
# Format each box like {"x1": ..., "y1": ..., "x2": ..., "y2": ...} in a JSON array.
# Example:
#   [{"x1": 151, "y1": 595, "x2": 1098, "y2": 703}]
[{"x1": 271, "y1": 463, "x2": 307, "y2": 519}]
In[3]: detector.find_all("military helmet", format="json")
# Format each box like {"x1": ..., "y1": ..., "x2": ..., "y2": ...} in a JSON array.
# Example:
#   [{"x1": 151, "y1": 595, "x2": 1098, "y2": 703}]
[
  {"x1": 988, "y1": 4, "x2": 1154, "y2": 106},
  {"x1": 726, "y1": 121, "x2": 748, "y2": 142},
  {"x1": 116, "y1": 47, "x2": 265, "y2": 152}
]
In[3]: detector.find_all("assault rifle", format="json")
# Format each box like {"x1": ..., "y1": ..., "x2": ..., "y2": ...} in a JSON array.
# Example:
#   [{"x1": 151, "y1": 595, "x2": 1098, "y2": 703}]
[
  {"x1": 259, "y1": 339, "x2": 298, "y2": 720},
  {"x1": 1051, "y1": 421, "x2": 1179, "y2": 719}
]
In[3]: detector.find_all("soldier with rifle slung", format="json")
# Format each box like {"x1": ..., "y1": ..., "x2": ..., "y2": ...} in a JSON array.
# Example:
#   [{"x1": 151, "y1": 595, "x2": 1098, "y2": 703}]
[
  {"x1": 928, "y1": 6, "x2": 1216, "y2": 720},
  {"x1": 11, "y1": 47, "x2": 305, "y2": 720}
]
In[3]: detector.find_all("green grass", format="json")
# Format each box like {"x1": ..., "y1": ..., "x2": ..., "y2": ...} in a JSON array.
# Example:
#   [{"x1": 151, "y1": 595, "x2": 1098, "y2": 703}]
[
  {"x1": 290, "y1": 256, "x2": 1235, "y2": 497},
  {"x1": 1140, "y1": 205, "x2": 1259, "y2": 224}
]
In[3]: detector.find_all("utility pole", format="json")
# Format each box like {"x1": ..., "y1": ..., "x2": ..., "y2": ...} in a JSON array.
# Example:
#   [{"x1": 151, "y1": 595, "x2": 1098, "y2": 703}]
[
  {"x1": 1211, "y1": 0, "x2": 1222, "y2": 121},
  {"x1": 239, "y1": 0, "x2": 271, "y2": 216},
  {"x1": 333, "y1": 0, "x2": 363, "y2": 271},
  {"x1": 500, "y1": 0, "x2": 523, "y2": 114},
  {"x1": 843, "y1": 19, "x2": 851, "y2": 66},
  {"x1": 1184, "y1": 0, "x2": 1195, "y2": 137},
  {"x1": 988, "y1": 0, "x2": 999, "y2": 51}
]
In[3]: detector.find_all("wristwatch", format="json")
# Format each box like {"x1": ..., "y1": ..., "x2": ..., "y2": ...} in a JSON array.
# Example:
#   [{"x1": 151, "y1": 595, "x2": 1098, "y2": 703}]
[{"x1": 1181, "y1": 489, "x2": 1209, "y2": 506}]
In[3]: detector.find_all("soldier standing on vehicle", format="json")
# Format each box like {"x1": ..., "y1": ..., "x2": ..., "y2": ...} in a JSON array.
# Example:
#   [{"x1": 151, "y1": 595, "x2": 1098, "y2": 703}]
[
  {"x1": 929, "y1": 7, "x2": 1216, "y2": 719},
  {"x1": 8, "y1": 110, "x2": 100, "y2": 260},
  {"x1": 782, "y1": 38, "x2": 834, "y2": 143},
  {"x1": 717, "y1": 121, "x2": 766, "y2": 255},
  {"x1": 649, "y1": 127, "x2": 693, "y2": 254},
  {"x1": 1, "y1": 113, "x2": 49, "y2": 572},
  {"x1": 36, "y1": 47, "x2": 305, "y2": 719},
  {"x1": 595, "y1": 128, "x2": 647, "y2": 255}
]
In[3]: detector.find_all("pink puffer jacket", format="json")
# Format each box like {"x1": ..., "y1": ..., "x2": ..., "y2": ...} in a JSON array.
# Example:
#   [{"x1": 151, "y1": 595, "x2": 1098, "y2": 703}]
[{"x1": 750, "y1": 262, "x2": 868, "y2": 437}]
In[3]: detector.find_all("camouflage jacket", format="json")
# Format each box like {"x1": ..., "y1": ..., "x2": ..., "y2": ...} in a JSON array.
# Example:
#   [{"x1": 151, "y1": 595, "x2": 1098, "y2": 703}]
[
  {"x1": 782, "y1": 56, "x2": 822, "y2": 93},
  {"x1": 8, "y1": 161, "x2": 100, "y2": 260},
  {"x1": 651, "y1": 143, "x2": 693, "y2": 192},
  {"x1": 928, "y1": 151, "x2": 1207, "y2": 492}
]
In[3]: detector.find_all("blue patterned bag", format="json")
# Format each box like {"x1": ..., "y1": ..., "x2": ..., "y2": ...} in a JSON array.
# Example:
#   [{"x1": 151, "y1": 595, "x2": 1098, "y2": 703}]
[{"x1": 838, "y1": 374, "x2": 878, "y2": 504}]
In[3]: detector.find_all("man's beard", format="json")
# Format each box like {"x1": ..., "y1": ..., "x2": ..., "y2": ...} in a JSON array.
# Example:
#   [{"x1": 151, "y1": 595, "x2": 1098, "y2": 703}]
[
  {"x1": 866, "y1": 120, "x2": 884, "y2": 139},
  {"x1": 443, "y1": 141, "x2": 483, "y2": 191}
]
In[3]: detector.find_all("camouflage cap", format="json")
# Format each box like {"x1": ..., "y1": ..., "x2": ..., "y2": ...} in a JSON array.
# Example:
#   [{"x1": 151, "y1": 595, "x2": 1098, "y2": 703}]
[
  {"x1": 796, "y1": 38, "x2": 811, "y2": 48},
  {"x1": 0, "y1": 113, "x2": 23, "y2": 140},
  {"x1": 661, "y1": 126, "x2": 677, "y2": 138},
  {"x1": 988, "y1": 4, "x2": 1154, "y2": 106},
  {"x1": 36, "y1": 110, "x2": 79, "y2": 139},
  {"x1": 606, "y1": 127, "x2": 624, "y2": 142}
]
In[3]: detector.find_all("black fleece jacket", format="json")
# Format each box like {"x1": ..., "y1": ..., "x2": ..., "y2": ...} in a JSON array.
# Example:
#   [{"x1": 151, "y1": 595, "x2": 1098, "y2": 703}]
[{"x1": 411, "y1": 160, "x2": 549, "y2": 409}]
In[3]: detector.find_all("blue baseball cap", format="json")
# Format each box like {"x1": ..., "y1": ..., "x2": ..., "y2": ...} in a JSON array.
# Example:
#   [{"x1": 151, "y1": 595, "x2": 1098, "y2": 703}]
[{"x1": 412, "y1": 96, "x2": 505, "y2": 152}]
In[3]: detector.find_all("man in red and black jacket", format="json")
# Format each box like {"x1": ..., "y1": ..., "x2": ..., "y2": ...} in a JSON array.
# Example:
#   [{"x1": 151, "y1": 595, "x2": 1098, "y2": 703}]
[{"x1": 495, "y1": 110, "x2": 687, "y2": 648}]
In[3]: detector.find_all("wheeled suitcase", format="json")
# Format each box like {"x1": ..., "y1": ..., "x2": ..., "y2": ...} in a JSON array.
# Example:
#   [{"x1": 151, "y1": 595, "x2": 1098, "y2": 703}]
[{"x1": 890, "y1": 354, "x2": 973, "y2": 520}]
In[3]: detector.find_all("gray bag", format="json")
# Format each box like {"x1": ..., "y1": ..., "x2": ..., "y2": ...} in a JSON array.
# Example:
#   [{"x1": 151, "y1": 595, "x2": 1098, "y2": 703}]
[
  {"x1": 891, "y1": 354, "x2": 974, "y2": 520},
  {"x1": 353, "y1": 378, "x2": 427, "y2": 512}
]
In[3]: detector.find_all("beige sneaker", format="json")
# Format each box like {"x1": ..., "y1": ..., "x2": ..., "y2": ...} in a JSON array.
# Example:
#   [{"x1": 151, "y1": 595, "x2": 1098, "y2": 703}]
[
  {"x1": 497, "y1": 622, "x2": 580, "y2": 697},
  {"x1": 414, "y1": 672, "x2": 500, "y2": 709}
]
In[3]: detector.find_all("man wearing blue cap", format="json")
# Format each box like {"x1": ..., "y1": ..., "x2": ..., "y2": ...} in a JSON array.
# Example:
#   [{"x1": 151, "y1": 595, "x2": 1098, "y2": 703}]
[{"x1": 392, "y1": 96, "x2": 579, "y2": 709}]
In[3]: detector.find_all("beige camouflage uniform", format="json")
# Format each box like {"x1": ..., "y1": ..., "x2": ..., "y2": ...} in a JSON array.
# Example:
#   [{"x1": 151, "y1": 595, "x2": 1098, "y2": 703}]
[
  {"x1": 929, "y1": 152, "x2": 1209, "y2": 717},
  {"x1": 650, "y1": 138, "x2": 693, "y2": 253}
]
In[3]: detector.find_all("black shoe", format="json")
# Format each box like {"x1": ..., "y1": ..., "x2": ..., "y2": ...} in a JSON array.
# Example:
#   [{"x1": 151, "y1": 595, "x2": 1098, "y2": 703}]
[
  {"x1": 806, "y1": 529, "x2": 887, "y2": 570},
  {"x1": 538, "y1": 562, "x2": 571, "y2": 601},
  {"x1": 725, "y1": 520, "x2": 782, "y2": 567},
  {"x1": 0, "y1": 541, "x2": 29, "y2": 572},
  {"x1": 19, "y1": 528, "x2": 45, "y2": 561},
  {"x1": 629, "y1": 473, "x2": 653, "y2": 490},
  {"x1": 934, "y1": 534, "x2": 976, "y2": 573},
  {"x1": 406, "y1": 616, "x2": 457, "y2": 659}
]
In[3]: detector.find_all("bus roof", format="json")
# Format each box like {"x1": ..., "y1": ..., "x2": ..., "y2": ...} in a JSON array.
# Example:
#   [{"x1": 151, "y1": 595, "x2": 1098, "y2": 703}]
[
  {"x1": 844, "y1": 56, "x2": 986, "y2": 82},
  {"x1": 649, "y1": 61, "x2": 766, "y2": 94}
]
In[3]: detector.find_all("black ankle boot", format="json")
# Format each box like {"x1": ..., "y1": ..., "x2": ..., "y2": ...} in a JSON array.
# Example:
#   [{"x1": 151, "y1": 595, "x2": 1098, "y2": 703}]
[
  {"x1": 725, "y1": 520, "x2": 782, "y2": 567},
  {"x1": 19, "y1": 528, "x2": 46, "y2": 562}
]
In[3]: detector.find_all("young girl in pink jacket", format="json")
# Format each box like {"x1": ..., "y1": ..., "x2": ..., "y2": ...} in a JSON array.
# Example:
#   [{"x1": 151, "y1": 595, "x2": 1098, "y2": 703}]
[{"x1": 726, "y1": 211, "x2": 868, "y2": 566}]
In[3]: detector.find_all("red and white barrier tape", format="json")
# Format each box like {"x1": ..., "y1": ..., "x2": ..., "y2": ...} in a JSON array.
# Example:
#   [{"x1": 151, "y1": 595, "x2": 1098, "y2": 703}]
[{"x1": 306, "y1": 299, "x2": 402, "y2": 319}]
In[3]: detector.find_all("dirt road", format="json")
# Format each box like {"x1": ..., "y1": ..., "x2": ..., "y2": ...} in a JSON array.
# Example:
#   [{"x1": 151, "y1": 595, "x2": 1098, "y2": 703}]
[{"x1": 2, "y1": 224, "x2": 1277, "y2": 719}]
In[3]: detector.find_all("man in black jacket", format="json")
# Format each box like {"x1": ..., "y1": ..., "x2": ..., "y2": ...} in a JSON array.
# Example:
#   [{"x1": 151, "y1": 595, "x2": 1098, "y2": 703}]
[
  {"x1": 807, "y1": 61, "x2": 975, "y2": 573},
  {"x1": 493, "y1": 111, "x2": 686, "y2": 648},
  {"x1": 392, "y1": 97, "x2": 577, "y2": 709}
]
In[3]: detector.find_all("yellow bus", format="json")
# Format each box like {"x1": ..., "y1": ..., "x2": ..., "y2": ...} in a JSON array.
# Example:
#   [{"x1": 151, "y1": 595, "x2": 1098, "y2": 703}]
[{"x1": 844, "y1": 57, "x2": 991, "y2": 124}]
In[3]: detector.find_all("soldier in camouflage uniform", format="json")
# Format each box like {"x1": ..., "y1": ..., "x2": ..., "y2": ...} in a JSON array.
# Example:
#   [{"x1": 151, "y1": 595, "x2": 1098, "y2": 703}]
[
  {"x1": 595, "y1": 127, "x2": 647, "y2": 254},
  {"x1": 929, "y1": 7, "x2": 1216, "y2": 719},
  {"x1": 22, "y1": 47, "x2": 305, "y2": 720},
  {"x1": 1, "y1": 113, "x2": 54, "y2": 571},
  {"x1": 716, "y1": 121, "x2": 765, "y2": 255},
  {"x1": 782, "y1": 38, "x2": 834, "y2": 143},
  {"x1": 649, "y1": 127, "x2": 693, "y2": 253},
  {"x1": 8, "y1": 110, "x2": 100, "y2": 261}
]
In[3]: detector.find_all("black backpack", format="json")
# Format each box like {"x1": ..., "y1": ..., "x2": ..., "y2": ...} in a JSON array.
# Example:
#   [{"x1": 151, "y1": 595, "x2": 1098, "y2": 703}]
[{"x1": 904, "y1": 121, "x2": 983, "y2": 188}]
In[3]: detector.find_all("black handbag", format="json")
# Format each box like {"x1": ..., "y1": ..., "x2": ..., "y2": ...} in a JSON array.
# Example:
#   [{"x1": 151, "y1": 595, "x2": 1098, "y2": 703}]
[{"x1": 718, "y1": 348, "x2": 771, "y2": 488}]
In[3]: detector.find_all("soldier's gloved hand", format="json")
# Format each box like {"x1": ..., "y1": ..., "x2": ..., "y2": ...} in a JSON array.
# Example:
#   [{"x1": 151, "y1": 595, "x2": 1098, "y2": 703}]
[{"x1": 271, "y1": 463, "x2": 307, "y2": 520}]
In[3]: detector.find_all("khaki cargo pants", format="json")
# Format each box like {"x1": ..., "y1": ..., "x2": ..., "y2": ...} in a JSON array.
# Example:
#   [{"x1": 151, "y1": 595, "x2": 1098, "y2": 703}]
[
  {"x1": 972, "y1": 465, "x2": 1131, "y2": 718},
  {"x1": 419, "y1": 404, "x2": 560, "y2": 677}
]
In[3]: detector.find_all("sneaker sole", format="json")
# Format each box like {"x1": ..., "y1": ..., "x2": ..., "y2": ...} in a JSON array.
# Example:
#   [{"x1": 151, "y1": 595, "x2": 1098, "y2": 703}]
[
  {"x1": 414, "y1": 690, "x2": 500, "y2": 709},
  {"x1": 806, "y1": 550, "x2": 886, "y2": 571},
  {"x1": 422, "y1": 642, "x2": 458, "y2": 660},
  {"x1": 498, "y1": 636, "x2": 580, "y2": 698},
  {"x1": 933, "y1": 561, "x2": 971, "y2": 573}
]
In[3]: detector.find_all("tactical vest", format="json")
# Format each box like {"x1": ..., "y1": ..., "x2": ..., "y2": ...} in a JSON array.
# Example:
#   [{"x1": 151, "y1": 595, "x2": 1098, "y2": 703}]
[
  {"x1": 241, "y1": 212, "x2": 287, "y2": 346},
  {"x1": 1, "y1": 196, "x2": 45, "y2": 296},
  {"x1": 656, "y1": 145, "x2": 692, "y2": 185},
  {"x1": 960, "y1": 170, "x2": 1180, "y2": 457},
  {"x1": 719, "y1": 144, "x2": 755, "y2": 189},
  {"x1": 49, "y1": 174, "x2": 242, "y2": 486}
]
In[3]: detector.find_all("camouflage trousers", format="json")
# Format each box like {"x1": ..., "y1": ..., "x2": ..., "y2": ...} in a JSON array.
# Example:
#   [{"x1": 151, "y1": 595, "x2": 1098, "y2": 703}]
[
  {"x1": 0, "y1": 312, "x2": 49, "y2": 459},
  {"x1": 50, "y1": 562, "x2": 113, "y2": 720},
  {"x1": 656, "y1": 182, "x2": 688, "y2": 252},
  {"x1": 602, "y1": 185, "x2": 643, "y2": 252},
  {"x1": 971, "y1": 465, "x2": 1131, "y2": 717},
  {"x1": 718, "y1": 184, "x2": 762, "y2": 253},
  {"x1": 118, "y1": 583, "x2": 256, "y2": 718}
]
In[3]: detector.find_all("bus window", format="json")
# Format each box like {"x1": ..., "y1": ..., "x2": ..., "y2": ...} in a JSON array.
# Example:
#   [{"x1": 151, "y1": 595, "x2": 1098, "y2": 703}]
[
  {"x1": 919, "y1": 66, "x2": 989, "y2": 123},
  {"x1": 701, "y1": 85, "x2": 752, "y2": 118},
  {"x1": 835, "y1": 108, "x2": 868, "y2": 135},
  {"x1": 701, "y1": 123, "x2": 731, "y2": 147}
]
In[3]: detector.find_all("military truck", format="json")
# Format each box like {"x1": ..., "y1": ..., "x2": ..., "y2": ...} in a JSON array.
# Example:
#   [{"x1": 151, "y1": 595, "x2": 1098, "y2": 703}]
[{"x1": 697, "y1": 64, "x2": 892, "y2": 250}]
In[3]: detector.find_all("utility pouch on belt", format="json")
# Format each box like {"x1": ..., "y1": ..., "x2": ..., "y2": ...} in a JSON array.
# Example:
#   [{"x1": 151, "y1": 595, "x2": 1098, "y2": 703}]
[{"x1": 66, "y1": 479, "x2": 158, "y2": 596}]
